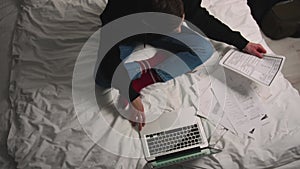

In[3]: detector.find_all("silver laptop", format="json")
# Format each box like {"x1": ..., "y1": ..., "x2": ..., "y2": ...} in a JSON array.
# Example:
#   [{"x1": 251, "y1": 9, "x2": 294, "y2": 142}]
[{"x1": 139, "y1": 106, "x2": 209, "y2": 168}]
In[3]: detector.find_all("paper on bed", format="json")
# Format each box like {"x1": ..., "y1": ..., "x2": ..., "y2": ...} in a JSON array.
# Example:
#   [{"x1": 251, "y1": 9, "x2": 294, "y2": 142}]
[
  {"x1": 220, "y1": 49, "x2": 285, "y2": 86},
  {"x1": 192, "y1": 53, "x2": 270, "y2": 139},
  {"x1": 191, "y1": 74, "x2": 236, "y2": 135},
  {"x1": 197, "y1": 87, "x2": 238, "y2": 135},
  {"x1": 211, "y1": 70, "x2": 269, "y2": 139}
]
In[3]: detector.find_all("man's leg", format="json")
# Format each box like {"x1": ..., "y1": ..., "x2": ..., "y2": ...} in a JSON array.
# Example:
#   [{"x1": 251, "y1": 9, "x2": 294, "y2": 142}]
[{"x1": 154, "y1": 27, "x2": 214, "y2": 81}]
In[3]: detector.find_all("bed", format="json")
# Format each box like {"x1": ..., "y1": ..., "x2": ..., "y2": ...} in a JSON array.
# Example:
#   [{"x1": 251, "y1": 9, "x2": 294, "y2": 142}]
[{"x1": 2, "y1": 0, "x2": 300, "y2": 168}]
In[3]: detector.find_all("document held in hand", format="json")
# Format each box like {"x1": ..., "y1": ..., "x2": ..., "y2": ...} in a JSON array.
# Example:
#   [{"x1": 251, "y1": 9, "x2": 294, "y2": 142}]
[{"x1": 219, "y1": 49, "x2": 285, "y2": 86}]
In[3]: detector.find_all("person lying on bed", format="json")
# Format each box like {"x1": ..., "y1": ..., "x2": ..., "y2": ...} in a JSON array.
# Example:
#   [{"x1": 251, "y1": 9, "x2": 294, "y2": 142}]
[{"x1": 96, "y1": 0, "x2": 266, "y2": 130}]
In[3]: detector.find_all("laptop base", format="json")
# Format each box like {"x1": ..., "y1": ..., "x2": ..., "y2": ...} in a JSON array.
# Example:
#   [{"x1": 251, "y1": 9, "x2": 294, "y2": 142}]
[{"x1": 147, "y1": 147, "x2": 214, "y2": 168}]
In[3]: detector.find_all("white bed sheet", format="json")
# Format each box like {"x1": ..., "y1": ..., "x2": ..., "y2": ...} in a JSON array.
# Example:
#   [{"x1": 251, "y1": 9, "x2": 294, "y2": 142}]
[{"x1": 8, "y1": 0, "x2": 300, "y2": 168}]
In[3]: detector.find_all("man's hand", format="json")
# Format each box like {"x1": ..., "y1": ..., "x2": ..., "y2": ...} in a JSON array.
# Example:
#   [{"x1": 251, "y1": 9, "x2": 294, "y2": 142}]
[
  {"x1": 243, "y1": 42, "x2": 267, "y2": 58},
  {"x1": 130, "y1": 96, "x2": 145, "y2": 131}
]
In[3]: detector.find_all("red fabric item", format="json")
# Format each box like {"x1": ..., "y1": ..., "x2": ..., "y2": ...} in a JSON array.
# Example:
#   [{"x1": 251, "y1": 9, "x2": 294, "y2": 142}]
[{"x1": 131, "y1": 69, "x2": 163, "y2": 93}]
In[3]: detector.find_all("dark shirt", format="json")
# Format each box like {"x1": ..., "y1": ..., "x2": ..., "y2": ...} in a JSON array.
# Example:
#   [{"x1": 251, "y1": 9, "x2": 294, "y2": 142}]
[
  {"x1": 101, "y1": 0, "x2": 249, "y2": 49},
  {"x1": 96, "y1": 0, "x2": 249, "y2": 102}
]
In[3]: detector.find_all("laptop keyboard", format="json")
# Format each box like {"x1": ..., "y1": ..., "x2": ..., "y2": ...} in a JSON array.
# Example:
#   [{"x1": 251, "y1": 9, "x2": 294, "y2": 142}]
[{"x1": 146, "y1": 124, "x2": 203, "y2": 155}]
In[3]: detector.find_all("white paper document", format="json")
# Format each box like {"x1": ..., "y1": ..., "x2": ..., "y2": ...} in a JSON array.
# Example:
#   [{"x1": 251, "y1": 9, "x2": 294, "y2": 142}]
[
  {"x1": 219, "y1": 49, "x2": 285, "y2": 86},
  {"x1": 198, "y1": 77, "x2": 269, "y2": 139},
  {"x1": 197, "y1": 87, "x2": 237, "y2": 134},
  {"x1": 224, "y1": 87, "x2": 266, "y2": 138}
]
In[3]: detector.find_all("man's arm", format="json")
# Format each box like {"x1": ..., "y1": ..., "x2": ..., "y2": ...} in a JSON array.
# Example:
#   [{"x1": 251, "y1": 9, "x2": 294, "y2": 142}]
[{"x1": 182, "y1": 0, "x2": 266, "y2": 57}]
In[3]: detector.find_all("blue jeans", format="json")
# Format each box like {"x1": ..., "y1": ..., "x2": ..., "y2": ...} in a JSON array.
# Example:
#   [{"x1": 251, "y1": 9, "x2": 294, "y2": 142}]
[{"x1": 121, "y1": 26, "x2": 215, "y2": 81}]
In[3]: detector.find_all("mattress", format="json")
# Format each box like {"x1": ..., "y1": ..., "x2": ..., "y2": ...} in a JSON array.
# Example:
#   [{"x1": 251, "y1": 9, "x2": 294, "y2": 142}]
[{"x1": 5, "y1": 0, "x2": 300, "y2": 168}]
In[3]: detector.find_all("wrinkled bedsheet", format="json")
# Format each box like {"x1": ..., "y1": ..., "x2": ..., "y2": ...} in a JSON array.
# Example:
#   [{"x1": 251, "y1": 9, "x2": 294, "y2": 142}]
[{"x1": 7, "y1": 0, "x2": 300, "y2": 168}]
